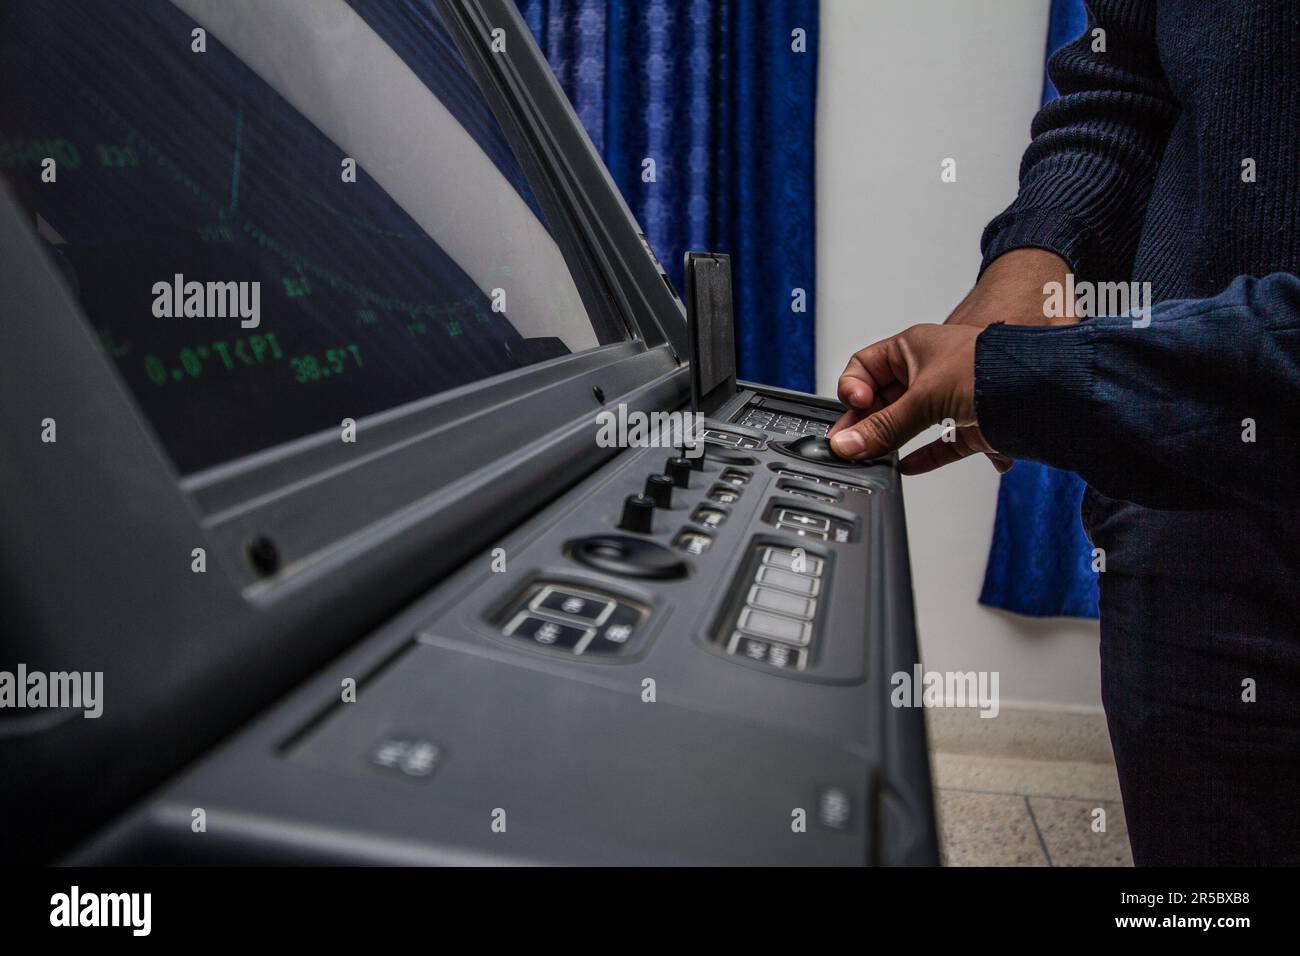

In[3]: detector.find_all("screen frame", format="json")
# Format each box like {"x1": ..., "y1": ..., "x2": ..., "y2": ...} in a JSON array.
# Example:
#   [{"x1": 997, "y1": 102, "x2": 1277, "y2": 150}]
[{"x1": 171, "y1": 0, "x2": 690, "y2": 593}]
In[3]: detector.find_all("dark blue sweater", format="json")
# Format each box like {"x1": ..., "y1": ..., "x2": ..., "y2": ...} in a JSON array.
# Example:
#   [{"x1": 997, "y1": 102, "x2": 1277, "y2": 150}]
[{"x1": 974, "y1": 0, "x2": 1299, "y2": 510}]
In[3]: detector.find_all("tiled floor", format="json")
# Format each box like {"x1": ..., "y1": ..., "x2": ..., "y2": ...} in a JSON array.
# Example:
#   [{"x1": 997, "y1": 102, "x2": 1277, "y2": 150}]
[{"x1": 934, "y1": 752, "x2": 1133, "y2": 866}]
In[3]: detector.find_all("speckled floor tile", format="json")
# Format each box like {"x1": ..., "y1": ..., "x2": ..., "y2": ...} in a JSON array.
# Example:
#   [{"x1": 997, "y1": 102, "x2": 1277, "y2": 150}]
[
  {"x1": 932, "y1": 752, "x2": 1123, "y2": 802},
  {"x1": 1028, "y1": 796, "x2": 1133, "y2": 867},
  {"x1": 937, "y1": 790, "x2": 1049, "y2": 866}
]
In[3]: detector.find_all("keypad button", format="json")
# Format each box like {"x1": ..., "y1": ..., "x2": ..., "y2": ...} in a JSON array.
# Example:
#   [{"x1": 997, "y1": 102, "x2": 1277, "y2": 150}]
[
  {"x1": 779, "y1": 524, "x2": 828, "y2": 540},
  {"x1": 531, "y1": 587, "x2": 614, "y2": 624},
  {"x1": 762, "y1": 547, "x2": 824, "y2": 577},
  {"x1": 726, "y1": 633, "x2": 807, "y2": 670},
  {"x1": 675, "y1": 530, "x2": 712, "y2": 554},
  {"x1": 818, "y1": 787, "x2": 853, "y2": 829},
  {"x1": 747, "y1": 585, "x2": 816, "y2": 620},
  {"x1": 765, "y1": 642, "x2": 804, "y2": 669},
  {"x1": 719, "y1": 468, "x2": 751, "y2": 486},
  {"x1": 708, "y1": 485, "x2": 740, "y2": 504},
  {"x1": 756, "y1": 565, "x2": 820, "y2": 596},
  {"x1": 507, "y1": 614, "x2": 591, "y2": 649},
  {"x1": 692, "y1": 506, "x2": 727, "y2": 529},
  {"x1": 370, "y1": 737, "x2": 442, "y2": 778},
  {"x1": 785, "y1": 486, "x2": 837, "y2": 503},
  {"x1": 583, "y1": 604, "x2": 641, "y2": 654},
  {"x1": 776, "y1": 509, "x2": 830, "y2": 532},
  {"x1": 737, "y1": 608, "x2": 811, "y2": 645}
]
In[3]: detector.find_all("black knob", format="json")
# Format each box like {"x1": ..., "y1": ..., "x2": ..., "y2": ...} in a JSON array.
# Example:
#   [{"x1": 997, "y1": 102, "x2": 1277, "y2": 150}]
[
  {"x1": 619, "y1": 494, "x2": 656, "y2": 533},
  {"x1": 682, "y1": 444, "x2": 705, "y2": 470},
  {"x1": 644, "y1": 474, "x2": 674, "y2": 508},
  {"x1": 665, "y1": 457, "x2": 693, "y2": 488}
]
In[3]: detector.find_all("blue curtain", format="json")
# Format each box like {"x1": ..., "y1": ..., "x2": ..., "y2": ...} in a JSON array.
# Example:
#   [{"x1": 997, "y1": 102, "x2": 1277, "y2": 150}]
[
  {"x1": 516, "y1": 0, "x2": 819, "y2": 391},
  {"x1": 978, "y1": 0, "x2": 1098, "y2": 619}
]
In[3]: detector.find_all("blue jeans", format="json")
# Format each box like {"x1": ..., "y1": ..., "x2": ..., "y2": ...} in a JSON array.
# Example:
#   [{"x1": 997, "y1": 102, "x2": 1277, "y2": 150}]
[{"x1": 1085, "y1": 488, "x2": 1300, "y2": 864}]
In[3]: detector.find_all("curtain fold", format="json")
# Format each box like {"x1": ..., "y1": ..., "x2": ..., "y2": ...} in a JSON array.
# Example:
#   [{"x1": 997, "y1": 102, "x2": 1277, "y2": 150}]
[
  {"x1": 516, "y1": 0, "x2": 819, "y2": 391},
  {"x1": 978, "y1": 0, "x2": 1097, "y2": 619}
]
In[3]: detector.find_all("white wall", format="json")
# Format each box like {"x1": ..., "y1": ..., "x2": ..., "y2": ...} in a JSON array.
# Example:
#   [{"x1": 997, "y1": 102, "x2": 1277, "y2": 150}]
[{"x1": 816, "y1": 0, "x2": 1103, "y2": 711}]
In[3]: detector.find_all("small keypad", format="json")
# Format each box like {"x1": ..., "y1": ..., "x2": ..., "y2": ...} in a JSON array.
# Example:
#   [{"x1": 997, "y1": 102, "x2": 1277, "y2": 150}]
[
  {"x1": 736, "y1": 405, "x2": 832, "y2": 438},
  {"x1": 501, "y1": 583, "x2": 646, "y2": 658}
]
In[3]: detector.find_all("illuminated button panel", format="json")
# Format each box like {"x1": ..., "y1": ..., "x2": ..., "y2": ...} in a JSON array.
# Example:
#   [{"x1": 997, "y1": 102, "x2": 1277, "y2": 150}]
[
  {"x1": 716, "y1": 545, "x2": 828, "y2": 673},
  {"x1": 498, "y1": 583, "x2": 646, "y2": 658}
]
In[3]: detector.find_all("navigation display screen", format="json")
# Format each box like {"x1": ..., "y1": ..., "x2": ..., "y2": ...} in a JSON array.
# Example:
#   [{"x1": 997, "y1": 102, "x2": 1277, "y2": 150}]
[{"x1": 0, "y1": 0, "x2": 623, "y2": 473}]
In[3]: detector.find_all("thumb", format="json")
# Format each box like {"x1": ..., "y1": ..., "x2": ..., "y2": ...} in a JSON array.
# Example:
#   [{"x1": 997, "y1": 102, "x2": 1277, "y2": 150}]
[{"x1": 829, "y1": 389, "x2": 930, "y2": 461}]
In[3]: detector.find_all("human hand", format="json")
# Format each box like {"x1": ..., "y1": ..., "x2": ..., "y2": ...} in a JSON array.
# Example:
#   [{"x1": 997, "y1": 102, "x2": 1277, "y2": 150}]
[{"x1": 828, "y1": 323, "x2": 1012, "y2": 474}]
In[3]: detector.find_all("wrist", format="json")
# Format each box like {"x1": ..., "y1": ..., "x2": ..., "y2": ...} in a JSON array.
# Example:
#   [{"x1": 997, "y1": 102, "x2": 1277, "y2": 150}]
[{"x1": 946, "y1": 249, "x2": 1076, "y2": 328}]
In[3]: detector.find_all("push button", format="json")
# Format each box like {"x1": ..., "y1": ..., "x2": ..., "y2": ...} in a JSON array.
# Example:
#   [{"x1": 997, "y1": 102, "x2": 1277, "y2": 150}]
[
  {"x1": 726, "y1": 633, "x2": 807, "y2": 670},
  {"x1": 583, "y1": 604, "x2": 641, "y2": 654},
  {"x1": 707, "y1": 485, "x2": 740, "y2": 504},
  {"x1": 531, "y1": 586, "x2": 614, "y2": 624},
  {"x1": 506, "y1": 614, "x2": 591, "y2": 649},
  {"x1": 756, "y1": 565, "x2": 820, "y2": 596},
  {"x1": 737, "y1": 607, "x2": 811, "y2": 646},
  {"x1": 675, "y1": 530, "x2": 712, "y2": 554},
  {"x1": 692, "y1": 505, "x2": 727, "y2": 529},
  {"x1": 776, "y1": 509, "x2": 830, "y2": 532},
  {"x1": 818, "y1": 786, "x2": 853, "y2": 830},
  {"x1": 719, "y1": 468, "x2": 750, "y2": 487},
  {"x1": 747, "y1": 585, "x2": 816, "y2": 620},
  {"x1": 370, "y1": 737, "x2": 442, "y2": 778},
  {"x1": 762, "y1": 547, "x2": 824, "y2": 577},
  {"x1": 779, "y1": 524, "x2": 828, "y2": 541}
]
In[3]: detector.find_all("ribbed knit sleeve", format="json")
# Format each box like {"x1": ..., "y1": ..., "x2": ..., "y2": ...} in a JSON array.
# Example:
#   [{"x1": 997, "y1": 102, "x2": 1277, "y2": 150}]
[
  {"x1": 975, "y1": 272, "x2": 1300, "y2": 511},
  {"x1": 980, "y1": 1, "x2": 1181, "y2": 282}
]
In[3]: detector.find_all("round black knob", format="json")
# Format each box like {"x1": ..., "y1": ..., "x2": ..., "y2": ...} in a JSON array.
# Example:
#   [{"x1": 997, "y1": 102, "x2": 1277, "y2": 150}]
[
  {"x1": 665, "y1": 457, "x2": 693, "y2": 488},
  {"x1": 682, "y1": 444, "x2": 705, "y2": 470},
  {"x1": 618, "y1": 494, "x2": 656, "y2": 533},
  {"x1": 644, "y1": 474, "x2": 674, "y2": 508}
]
